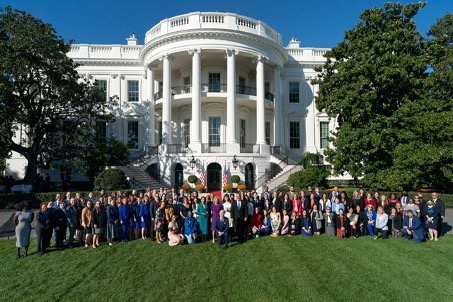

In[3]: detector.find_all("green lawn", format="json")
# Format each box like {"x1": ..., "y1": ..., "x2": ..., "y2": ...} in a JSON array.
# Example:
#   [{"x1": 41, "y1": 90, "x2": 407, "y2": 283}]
[{"x1": 1, "y1": 235, "x2": 452, "y2": 302}]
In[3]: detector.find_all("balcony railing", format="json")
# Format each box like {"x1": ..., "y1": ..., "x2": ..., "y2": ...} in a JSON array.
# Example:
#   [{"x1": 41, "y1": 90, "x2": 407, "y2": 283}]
[
  {"x1": 166, "y1": 144, "x2": 188, "y2": 153},
  {"x1": 201, "y1": 143, "x2": 227, "y2": 153},
  {"x1": 145, "y1": 12, "x2": 283, "y2": 45},
  {"x1": 155, "y1": 84, "x2": 274, "y2": 101},
  {"x1": 201, "y1": 83, "x2": 228, "y2": 93}
]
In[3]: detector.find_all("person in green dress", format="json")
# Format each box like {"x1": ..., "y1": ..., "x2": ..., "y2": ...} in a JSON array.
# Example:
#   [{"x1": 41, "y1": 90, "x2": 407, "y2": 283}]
[{"x1": 196, "y1": 196, "x2": 209, "y2": 242}]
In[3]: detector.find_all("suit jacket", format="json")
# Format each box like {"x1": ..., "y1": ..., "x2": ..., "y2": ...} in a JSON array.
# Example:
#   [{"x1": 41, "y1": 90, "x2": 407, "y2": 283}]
[
  {"x1": 403, "y1": 215, "x2": 421, "y2": 229},
  {"x1": 282, "y1": 200, "x2": 292, "y2": 214},
  {"x1": 434, "y1": 199, "x2": 446, "y2": 217},
  {"x1": 150, "y1": 200, "x2": 160, "y2": 219},
  {"x1": 231, "y1": 199, "x2": 248, "y2": 221},
  {"x1": 271, "y1": 198, "x2": 282, "y2": 213},
  {"x1": 334, "y1": 214, "x2": 349, "y2": 230},
  {"x1": 214, "y1": 216, "x2": 229, "y2": 233},
  {"x1": 289, "y1": 217, "x2": 301, "y2": 234}
]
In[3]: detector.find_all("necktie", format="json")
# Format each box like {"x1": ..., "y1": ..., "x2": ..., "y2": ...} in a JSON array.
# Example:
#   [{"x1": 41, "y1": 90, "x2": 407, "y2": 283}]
[
  {"x1": 409, "y1": 218, "x2": 412, "y2": 228},
  {"x1": 238, "y1": 201, "x2": 241, "y2": 209}
]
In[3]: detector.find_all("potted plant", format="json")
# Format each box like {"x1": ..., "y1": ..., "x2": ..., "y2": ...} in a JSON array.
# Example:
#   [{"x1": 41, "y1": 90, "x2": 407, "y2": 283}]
[
  {"x1": 223, "y1": 183, "x2": 232, "y2": 192},
  {"x1": 237, "y1": 183, "x2": 247, "y2": 191},
  {"x1": 195, "y1": 183, "x2": 205, "y2": 193},
  {"x1": 231, "y1": 175, "x2": 240, "y2": 188},
  {"x1": 188, "y1": 175, "x2": 197, "y2": 188},
  {"x1": 181, "y1": 183, "x2": 191, "y2": 193}
]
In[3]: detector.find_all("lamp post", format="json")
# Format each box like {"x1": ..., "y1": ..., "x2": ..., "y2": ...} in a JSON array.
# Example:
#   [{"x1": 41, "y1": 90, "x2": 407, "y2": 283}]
[
  {"x1": 189, "y1": 155, "x2": 196, "y2": 170},
  {"x1": 232, "y1": 155, "x2": 238, "y2": 170}
]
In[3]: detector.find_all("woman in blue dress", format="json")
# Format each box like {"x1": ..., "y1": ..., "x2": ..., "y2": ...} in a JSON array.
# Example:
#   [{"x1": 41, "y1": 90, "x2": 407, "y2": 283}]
[
  {"x1": 131, "y1": 198, "x2": 141, "y2": 240},
  {"x1": 424, "y1": 200, "x2": 439, "y2": 241},
  {"x1": 119, "y1": 198, "x2": 131, "y2": 242},
  {"x1": 300, "y1": 210, "x2": 312, "y2": 236},
  {"x1": 140, "y1": 198, "x2": 151, "y2": 239}
]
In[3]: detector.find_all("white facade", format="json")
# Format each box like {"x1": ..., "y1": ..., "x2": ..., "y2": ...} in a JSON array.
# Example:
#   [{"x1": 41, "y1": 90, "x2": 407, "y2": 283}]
[{"x1": 6, "y1": 12, "x2": 340, "y2": 189}]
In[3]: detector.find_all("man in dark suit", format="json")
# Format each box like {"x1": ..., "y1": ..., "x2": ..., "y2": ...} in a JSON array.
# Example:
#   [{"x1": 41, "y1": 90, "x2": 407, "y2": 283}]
[
  {"x1": 328, "y1": 187, "x2": 340, "y2": 203},
  {"x1": 215, "y1": 210, "x2": 229, "y2": 248},
  {"x1": 150, "y1": 195, "x2": 160, "y2": 241},
  {"x1": 401, "y1": 210, "x2": 424, "y2": 243},
  {"x1": 432, "y1": 192, "x2": 445, "y2": 236},
  {"x1": 260, "y1": 186, "x2": 272, "y2": 201},
  {"x1": 231, "y1": 195, "x2": 248, "y2": 243}
]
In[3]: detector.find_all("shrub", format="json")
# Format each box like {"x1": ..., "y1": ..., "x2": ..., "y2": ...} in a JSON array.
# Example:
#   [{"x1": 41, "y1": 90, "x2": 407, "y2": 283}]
[
  {"x1": 94, "y1": 168, "x2": 129, "y2": 190},
  {"x1": 223, "y1": 184, "x2": 232, "y2": 191},
  {"x1": 181, "y1": 184, "x2": 191, "y2": 191},
  {"x1": 231, "y1": 175, "x2": 240, "y2": 183},
  {"x1": 287, "y1": 167, "x2": 329, "y2": 191},
  {"x1": 188, "y1": 175, "x2": 198, "y2": 184}
]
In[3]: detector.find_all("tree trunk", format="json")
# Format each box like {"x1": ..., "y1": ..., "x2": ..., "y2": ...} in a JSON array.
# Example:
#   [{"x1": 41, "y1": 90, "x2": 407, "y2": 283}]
[{"x1": 23, "y1": 154, "x2": 38, "y2": 185}]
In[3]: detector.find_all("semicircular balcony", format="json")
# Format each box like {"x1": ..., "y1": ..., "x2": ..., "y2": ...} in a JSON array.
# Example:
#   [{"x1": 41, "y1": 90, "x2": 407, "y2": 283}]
[{"x1": 144, "y1": 12, "x2": 283, "y2": 46}]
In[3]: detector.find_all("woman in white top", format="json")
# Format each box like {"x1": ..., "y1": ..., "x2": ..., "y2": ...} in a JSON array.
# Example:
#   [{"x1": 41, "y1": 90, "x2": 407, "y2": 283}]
[
  {"x1": 222, "y1": 194, "x2": 233, "y2": 229},
  {"x1": 374, "y1": 206, "x2": 389, "y2": 240}
]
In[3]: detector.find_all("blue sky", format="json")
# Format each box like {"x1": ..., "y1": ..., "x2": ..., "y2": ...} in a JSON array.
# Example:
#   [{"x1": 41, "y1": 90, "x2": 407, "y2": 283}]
[{"x1": 2, "y1": 0, "x2": 451, "y2": 47}]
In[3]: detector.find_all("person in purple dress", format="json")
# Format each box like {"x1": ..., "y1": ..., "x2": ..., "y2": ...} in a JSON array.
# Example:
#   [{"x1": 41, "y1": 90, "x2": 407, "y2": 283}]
[{"x1": 210, "y1": 196, "x2": 224, "y2": 243}]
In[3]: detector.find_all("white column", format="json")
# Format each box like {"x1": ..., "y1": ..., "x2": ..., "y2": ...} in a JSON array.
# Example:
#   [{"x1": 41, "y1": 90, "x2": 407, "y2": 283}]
[
  {"x1": 226, "y1": 49, "x2": 240, "y2": 153},
  {"x1": 273, "y1": 66, "x2": 282, "y2": 147},
  {"x1": 162, "y1": 55, "x2": 172, "y2": 144},
  {"x1": 256, "y1": 56, "x2": 267, "y2": 151},
  {"x1": 189, "y1": 49, "x2": 202, "y2": 153},
  {"x1": 146, "y1": 64, "x2": 156, "y2": 147}
]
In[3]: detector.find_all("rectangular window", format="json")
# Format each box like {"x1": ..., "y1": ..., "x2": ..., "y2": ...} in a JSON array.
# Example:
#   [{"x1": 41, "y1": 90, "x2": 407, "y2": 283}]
[
  {"x1": 238, "y1": 76, "x2": 246, "y2": 94},
  {"x1": 289, "y1": 82, "x2": 299, "y2": 103},
  {"x1": 208, "y1": 73, "x2": 221, "y2": 92},
  {"x1": 95, "y1": 80, "x2": 107, "y2": 99},
  {"x1": 128, "y1": 80, "x2": 139, "y2": 102},
  {"x1": 183, "y1": 119, "x2": 190, "y2": 148},
  {"x1": 240, "y1": 119, "x2": 246, "y2": 148},
  {"x1": 265, "y1": 82, "x2": 270, "y2": 94},
  {"x1": 158, "y1": 121, "x2": 162, "y2": 145},
  {"x1": 289, "y1": 122, "x2": 300, "y2": 149},
  {"x1": 96, "y1": 121, "x2": 107, "y2": 144},
  {"x1": 183, "y1": 76, "x2": 191, "y2": 93},
  {"x1": 209, "y1": 117, "x2": 221, "y2": 147},
  {"x1": 320, "y1": 122, "x2": 329, "y2": 149},
  {"x1": 127, "y1": 121, "x2": 139, "y2": 149},
  {"x1": 265, "y1": 121, "x2": 271, "y2": 145}
]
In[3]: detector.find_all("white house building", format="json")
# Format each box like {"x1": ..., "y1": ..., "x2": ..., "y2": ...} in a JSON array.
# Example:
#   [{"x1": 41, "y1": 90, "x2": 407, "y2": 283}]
[{"x1": 6, "y1": 12, "x2": 341, "y2": 191}]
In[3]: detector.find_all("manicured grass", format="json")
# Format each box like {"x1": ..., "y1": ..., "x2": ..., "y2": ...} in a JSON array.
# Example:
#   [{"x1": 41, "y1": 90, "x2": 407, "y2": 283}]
[{"x1": 1, "y1": 235, "x2": 452, "y2": 301}]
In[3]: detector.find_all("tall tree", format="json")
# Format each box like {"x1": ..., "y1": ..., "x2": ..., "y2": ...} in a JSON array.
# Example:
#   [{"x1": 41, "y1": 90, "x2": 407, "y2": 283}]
[
  {"x1": 0, "y1": 6, "x2": 112, "y2": 184},
  {"x1": 384, "y1": 12, "x2": 453, "y2": 191},
  {"x1": 313, "y1": 2, "x2": 436, "y2": 190}
]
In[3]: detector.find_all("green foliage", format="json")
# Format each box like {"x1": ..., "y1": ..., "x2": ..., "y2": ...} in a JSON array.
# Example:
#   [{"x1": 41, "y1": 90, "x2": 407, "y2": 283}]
[
  {"x1": 231, "y1": 175, "x2": 241, "y2": 183},
  {"x1": 187, "y1": 175, "x2": 197, "y2": 184},
  {"x1": 74, "y1": 138, "x2": 130, "y2": 182},
  {"x1": 287, "y1": 153, "x2": 329, "y2": 190},
  {"x1": 93, "y1": 168, "x2": 129, "y2": 190},
  {"x1": 1, "y1": 235, "x2": 453, "y2": 300},
  {"x1": 0, "y1": 6, "x2": 112, "y2": 183},
  {"x1": 313, "y1": 3, "x2": 453, "y2": 191}
]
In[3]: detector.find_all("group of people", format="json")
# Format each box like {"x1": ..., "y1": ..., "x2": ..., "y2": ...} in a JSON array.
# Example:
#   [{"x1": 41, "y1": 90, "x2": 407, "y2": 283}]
[{"x1": 13, "y1": 186, "x2": 447, "y2": 257}]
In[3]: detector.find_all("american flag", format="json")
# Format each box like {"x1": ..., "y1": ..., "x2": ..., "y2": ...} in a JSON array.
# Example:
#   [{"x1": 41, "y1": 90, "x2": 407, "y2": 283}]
[
  {"x1": 222, "y1": 162, "x2": 228, "y2": 185},
  {"x1": 199, "y1": 162, "x2": 206, "y2": 186}
]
